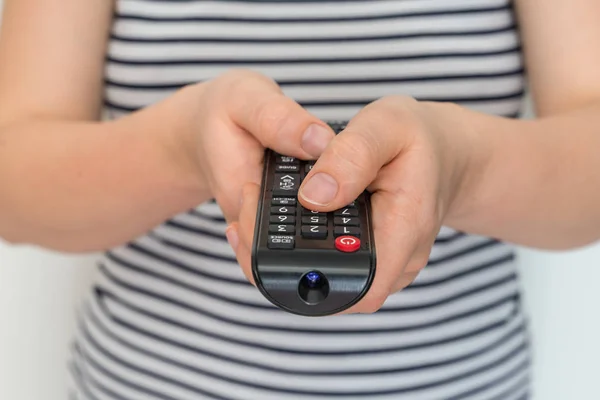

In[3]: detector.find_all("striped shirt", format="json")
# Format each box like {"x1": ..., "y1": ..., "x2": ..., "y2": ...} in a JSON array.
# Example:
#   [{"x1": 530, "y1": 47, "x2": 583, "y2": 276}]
[{"x1": 69, "y1": 0, "x2": 531, "y2": 399}]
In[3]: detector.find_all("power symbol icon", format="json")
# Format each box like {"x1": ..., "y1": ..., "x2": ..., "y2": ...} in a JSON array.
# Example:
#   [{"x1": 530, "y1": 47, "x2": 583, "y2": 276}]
[{"x1": 335, "y1": 236, "x2": 361, "y2": 252}]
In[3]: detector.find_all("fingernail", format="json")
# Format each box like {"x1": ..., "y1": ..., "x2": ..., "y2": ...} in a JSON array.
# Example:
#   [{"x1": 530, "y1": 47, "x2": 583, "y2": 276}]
[
  {"x1": 301, "y1": 124, "x2": 333, "y2": 158},
  {"x1": 225, "y1": 226, "x2": 239, "y2": 251},
  {"x1": 300, "y1": 172, "x2": 338, "y2": 206}
]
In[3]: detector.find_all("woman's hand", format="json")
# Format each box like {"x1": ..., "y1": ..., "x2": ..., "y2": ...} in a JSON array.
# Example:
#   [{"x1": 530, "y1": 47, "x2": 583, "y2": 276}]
[
  {"x1": 182, "y1": 69, "x2": 336, "y2": 223},
  {"x1": 233, "y1": 95, "x2": 478, "y2": 312}
]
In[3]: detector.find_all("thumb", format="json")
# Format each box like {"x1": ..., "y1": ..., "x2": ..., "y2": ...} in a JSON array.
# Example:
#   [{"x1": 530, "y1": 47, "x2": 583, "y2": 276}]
[{"x1": 298, "y1": 113, "x2": 403, "y2": 211}]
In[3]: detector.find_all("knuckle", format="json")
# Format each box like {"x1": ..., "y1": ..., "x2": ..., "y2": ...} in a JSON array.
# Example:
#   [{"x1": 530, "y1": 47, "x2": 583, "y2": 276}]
[
  {"x1": 252, "y1": 97, "x2": 291, "y2": 141},
  {"x1": 331, "y1": 134, "x2": 379, "y2": 178},
  {"x1": 370, "y1": 95, "x2": 424, "y2": 136},
  {"x1": 217, "y1": 69, "x2": 279, "y2": 94},
  {"x1": 377, "y1": 94, "x2": 419, "y2": 112}
]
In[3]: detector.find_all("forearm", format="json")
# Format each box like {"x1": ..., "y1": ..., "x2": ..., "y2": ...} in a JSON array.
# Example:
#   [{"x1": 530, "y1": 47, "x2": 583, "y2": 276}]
[
  {"x1": 0, "y1": 85, "x2": 208, "y2": 252},
  {"x1": 445, "y1": 101, "x2": 600, "y2": 250}
]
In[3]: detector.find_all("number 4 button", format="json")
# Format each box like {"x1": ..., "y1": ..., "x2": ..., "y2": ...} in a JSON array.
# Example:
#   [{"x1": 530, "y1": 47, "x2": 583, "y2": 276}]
[{"x1": 334, "y1": 217, "x2": 359, "y2": 226}]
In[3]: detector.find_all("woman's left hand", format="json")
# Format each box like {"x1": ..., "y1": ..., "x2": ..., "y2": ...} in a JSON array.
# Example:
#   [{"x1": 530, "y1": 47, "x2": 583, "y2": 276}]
[{"x1": 231, "y1": 95, "x2": 477, "y2": 313}]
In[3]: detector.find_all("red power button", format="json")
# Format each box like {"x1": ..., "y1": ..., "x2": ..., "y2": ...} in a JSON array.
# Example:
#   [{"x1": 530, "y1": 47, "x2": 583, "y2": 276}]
[{"x1": 335, "y1": 236, "x2": 361, "y2": 252}]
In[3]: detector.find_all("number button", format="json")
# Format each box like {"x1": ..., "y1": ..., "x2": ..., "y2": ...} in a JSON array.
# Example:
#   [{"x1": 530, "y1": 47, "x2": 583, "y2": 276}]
[
  {"x1": 270, "y1": 215, "x2": 296, "y2": 224},
  {"x1": 301, "y1": 207, "x2": 326, "y2": 216},
  {"x1": 301, "y1": 216, "x2": 327, "y2": 225},
  {"x1": 334, "y1": 217, "x2": 360, "y2": 226},
  {"x1": 301, "y1": 225, "x2": 327, "y2": 239},
  {"x1": 270, "y1": 206, "x2": 296, "y2": 215},
  {"x1": 269, "y1": 224, "x2": 295, "y2": 234},
  {"x1": 334, "y1": 226, "x2": 361, "y2": 237},
  {"x1": 268, "y1": 235, "x2": 295, "y2": 249},
  {"x1": 334, "y1": 208, "x2": 359, "y2": 217}
]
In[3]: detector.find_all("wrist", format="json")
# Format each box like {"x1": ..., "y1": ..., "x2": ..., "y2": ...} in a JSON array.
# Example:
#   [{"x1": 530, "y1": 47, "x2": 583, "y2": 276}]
[
  {"x1": 420, "y1": 101, "x2": 491, "y2": 225},
  {"x1": 113, "y1": 83, "x2": 211, "y2": 204}
]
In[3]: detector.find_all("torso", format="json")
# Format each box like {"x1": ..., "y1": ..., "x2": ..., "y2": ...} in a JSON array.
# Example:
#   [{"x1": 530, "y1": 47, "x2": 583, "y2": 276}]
[{"x1": 70, "y1": 1, "x2": 531, "y2": 399}]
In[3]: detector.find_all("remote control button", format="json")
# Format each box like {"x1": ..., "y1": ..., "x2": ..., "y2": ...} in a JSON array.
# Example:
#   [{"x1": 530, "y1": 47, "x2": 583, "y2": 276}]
[
  {"x1": 273, "y1": 173, "x2": 299, "y2": 196},
  {"x1": 301, "y1": 225, "x2": 328, "y2": 239},
  {"x1": 334, "y1": 226, "x2": 361, "y2": 237},
  {"x1": 276, "y1": 164, "x2": 300, "y2": 173},
  {"x1": 276, "y1": 155, "x2": 299, "y2": 165},
  {"x1": 272, "y1": 197, "x2": 296, "y2": 206},
  {"x1": 270, "y1": 206, "x2": 296, "y2": 215},
  {"x1": 334, "y1": 207, "x2": 359, "y2": 217},
  {"x1": 301, "y1": 207, "x2": 326, "y2": 216},
  {"x1": 335, "y1": 236, "x2": 360, "y2": 252},
  {"x1": 268, "y1": 235, "x2": 295, "y2": 249},
  {"x1": 334, "y1": 217, "x2": 360, "y2": 226},
  {"x1": 304, "y1": 164, "x2": 314, "y2": 174},
  {"x1": 270, "y1": 215, "x2": 296, "y2": 224},
  {"x1": 269, "y1": 224, "x2": 295, "y2": 234},
  {"x1": 302, "y1": 216, "x2": 327, "y2": 225}
]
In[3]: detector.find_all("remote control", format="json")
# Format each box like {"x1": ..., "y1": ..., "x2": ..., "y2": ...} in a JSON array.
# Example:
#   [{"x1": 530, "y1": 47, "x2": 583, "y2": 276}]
[{"x1": 251, "y1": 121, "x2": 376, "y2": 317}]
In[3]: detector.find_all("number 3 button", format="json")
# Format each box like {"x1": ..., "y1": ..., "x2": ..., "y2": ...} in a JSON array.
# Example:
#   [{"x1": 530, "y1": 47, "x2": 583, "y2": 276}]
[{"x1": 269, "y1": 225, "x2": 295, "y2": 234}]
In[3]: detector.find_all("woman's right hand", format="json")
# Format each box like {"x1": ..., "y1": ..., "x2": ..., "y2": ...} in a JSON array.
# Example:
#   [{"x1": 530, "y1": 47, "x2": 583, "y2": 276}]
[{"x1": 178, "y1": 69, "x2": 335, "y2": 224}]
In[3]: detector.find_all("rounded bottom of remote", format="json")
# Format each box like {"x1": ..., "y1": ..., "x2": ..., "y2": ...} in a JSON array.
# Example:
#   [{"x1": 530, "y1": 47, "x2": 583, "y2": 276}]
[{"x1": 251, "y1": 248, "x2": 376, "y2": 317}]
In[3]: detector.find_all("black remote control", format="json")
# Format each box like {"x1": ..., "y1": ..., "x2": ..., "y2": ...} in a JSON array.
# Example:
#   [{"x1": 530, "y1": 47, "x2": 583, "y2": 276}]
[{"x1": 251, "y1": 121, "x2": 376, "y2": 317}]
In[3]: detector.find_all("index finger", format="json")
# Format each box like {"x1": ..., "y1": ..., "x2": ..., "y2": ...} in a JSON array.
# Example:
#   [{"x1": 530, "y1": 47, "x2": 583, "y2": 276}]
[{"x1": 215, "y1": 70, "x2": 336, "y2": 159}]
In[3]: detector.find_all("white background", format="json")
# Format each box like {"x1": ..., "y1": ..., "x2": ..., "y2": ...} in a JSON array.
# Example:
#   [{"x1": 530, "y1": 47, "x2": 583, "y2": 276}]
[{"x1": 1, "y1": 2, "x2": 600, "y2": 399}]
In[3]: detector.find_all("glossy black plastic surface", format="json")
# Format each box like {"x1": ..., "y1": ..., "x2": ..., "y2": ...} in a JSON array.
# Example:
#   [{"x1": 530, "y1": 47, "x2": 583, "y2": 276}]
[{"x1": 251, "y1": 122, "x2": 376, "y2": 317}]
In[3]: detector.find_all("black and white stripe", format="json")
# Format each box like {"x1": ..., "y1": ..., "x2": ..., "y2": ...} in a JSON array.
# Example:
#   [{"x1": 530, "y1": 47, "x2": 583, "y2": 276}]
[{"x1": 72, "y1": 0, "x2": 530, "y2": 398}]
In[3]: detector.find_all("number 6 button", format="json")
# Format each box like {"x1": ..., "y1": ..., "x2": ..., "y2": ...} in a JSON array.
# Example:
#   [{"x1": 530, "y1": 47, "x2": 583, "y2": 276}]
[{"x1": 270, "y1": 215, "x2": 296, "y2": 224}]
